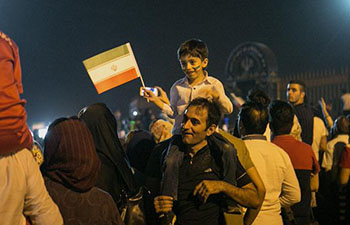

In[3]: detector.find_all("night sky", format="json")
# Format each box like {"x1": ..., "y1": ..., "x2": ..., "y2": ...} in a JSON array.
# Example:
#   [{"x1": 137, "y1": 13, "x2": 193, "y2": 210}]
[{"x1": 1, "y1": 0, "x2": 350, "y2": 126}]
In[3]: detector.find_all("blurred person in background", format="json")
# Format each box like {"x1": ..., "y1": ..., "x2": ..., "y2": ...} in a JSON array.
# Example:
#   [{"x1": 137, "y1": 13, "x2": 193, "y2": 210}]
[{"x1": 78, "y1": 103, "x2": 138, "y2": 208}]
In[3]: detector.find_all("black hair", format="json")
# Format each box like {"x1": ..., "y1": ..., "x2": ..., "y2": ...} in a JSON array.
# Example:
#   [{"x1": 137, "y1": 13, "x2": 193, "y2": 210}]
[
  {"x1": 177, "y1": 39, "x2": 208, "y2": 60},
  {"x1": 268, "y1": 100, "x2": 295, "y2": 135},
  {"x1": 186, "y1": 97, "x2": 221, "y2": 129},
  {"x1": 335, "y1": 116, "x2": 350, "y2": 135},
  {"x1": 239, "y1": 101, "x2": 268, "y2": 135},
  {"x1": 287, "y1": 80, "x2": 308, "y2": 103},
  {"x1": 247, "y1": 88, "x2": 271, "y2": 108},
  {"x1": 288, "y1": 80, "x2": 306, "y2": 93}
]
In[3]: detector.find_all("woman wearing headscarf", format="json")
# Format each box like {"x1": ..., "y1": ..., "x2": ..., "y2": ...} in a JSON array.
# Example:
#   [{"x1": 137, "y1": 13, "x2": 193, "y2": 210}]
[
  {"x1": 78, "y1": 103, "x2": 138, "y2": 207},
  {"x1": 42, "y1": 117, "x2": 124, "y2": 225}
]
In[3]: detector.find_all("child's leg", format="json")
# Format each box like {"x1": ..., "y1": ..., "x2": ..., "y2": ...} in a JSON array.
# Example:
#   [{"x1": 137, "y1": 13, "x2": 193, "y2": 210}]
[{"x1": 161, "y1": 144, "x2": 184, "y2": 200}]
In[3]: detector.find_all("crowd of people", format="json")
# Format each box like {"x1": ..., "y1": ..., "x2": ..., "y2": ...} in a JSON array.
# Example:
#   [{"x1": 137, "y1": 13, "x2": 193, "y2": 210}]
[{"x1": 1, "y1": 31, "x2": 350, "y2": 225}]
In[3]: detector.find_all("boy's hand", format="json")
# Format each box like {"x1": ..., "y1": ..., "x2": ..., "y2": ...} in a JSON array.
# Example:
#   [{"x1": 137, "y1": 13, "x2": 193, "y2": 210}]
[
  {"x1": 210, "y1": 86, "x2": 220, "y2": 100},
  {"x1": 198, "y1": 86, "x2": 220, "y2": 101},
  {"x1": 140, "y1": 87, "x2": 164, "y2": 109},
  {"x1": 154, "y1": 196, "x2": 174, "y2": 213},
  {"x1": 155, "y1": 86, "x2": 170, "y2": 105}
]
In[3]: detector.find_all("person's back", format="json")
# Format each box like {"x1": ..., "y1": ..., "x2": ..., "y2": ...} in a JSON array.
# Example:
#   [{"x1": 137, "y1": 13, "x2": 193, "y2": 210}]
[
  {"x1": 45, "y1": 179, "x2": 122, "y2": 225},
  {"x1": 0, "y1": 150, "x2": 63, "y2": 225},
  {"x1": 270, "y1": 100, "x2": 319, "y2": 225},
  {"x1": 239, "y1": 101, "x2": 300, "y2": 225},
  {"x1": 0, "y1": 31, "x2": 32, "y2": 154},
  {"x1": 272, "y1": 135, "x2": 319, "y2": 224},
  {"x1": 78, "y1": 103, "x2": 138, "y2": 205},
  {"x1": 0, "y1": 30, "x2": 63, "y2": 225},
  {"x1": 243, "y1": 138, "x2": 299, "y2": 224},
  {"x1": 42, "y1": 118, "x2": 123, "y2": 225}
]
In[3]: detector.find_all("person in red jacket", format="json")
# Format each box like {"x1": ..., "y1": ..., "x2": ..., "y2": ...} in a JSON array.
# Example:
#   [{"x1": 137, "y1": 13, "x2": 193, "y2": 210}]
[
  {"x1": 0, "y1": 30, "x2": 63, "y2": 225},
  {"x1": 0, "y1": 30, "x2": 32, "y2": 154}
]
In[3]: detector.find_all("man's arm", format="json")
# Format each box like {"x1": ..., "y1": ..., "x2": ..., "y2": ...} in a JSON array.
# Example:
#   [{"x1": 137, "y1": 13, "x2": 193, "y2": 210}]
[
  {"x1": 280, "y1": 161, "x2": 301, "y2": 207},
  {"x1": 243, "y1": 167, "x2": 266, "y2": 225},
  {"x1": 193, "y1": 180, "x2": 259, "y2": 209},
  {"x1": 319, "y1": 97, "x2": 334, "y2": 129}
]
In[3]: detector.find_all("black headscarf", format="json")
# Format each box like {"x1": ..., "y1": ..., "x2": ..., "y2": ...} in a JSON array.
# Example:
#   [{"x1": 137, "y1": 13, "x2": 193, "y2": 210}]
[{"x1": 78, "y1": 103, "x2": 137, "y2": 203}]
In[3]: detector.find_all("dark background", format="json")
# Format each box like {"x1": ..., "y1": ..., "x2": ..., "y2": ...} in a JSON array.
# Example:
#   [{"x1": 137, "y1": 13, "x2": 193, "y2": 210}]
[{"x1": 1, "y1": 0, "x2": 350, "y2": 126}]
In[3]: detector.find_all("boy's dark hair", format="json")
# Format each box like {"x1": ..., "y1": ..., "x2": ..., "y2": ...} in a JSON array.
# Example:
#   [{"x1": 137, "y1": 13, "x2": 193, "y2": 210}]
[
  {"x1": 239, "y1": 101, "x2": 268, "y2": 135},
  {"x1": 187, "y1": 97, "x2": 221, "y2": 129},
  {"x1": 177, "y1": 39, "x2": 208, "y2": 60},
  {"x1": 247, "y1": 88, "x2": 271, "y2": 108},
  {"x1": 269, "y1": 100, "x2": 295, "y2": 135}
]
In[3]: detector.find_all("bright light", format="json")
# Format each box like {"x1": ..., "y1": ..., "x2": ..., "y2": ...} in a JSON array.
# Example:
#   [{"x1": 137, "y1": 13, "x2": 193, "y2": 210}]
[
  {"x1": 32, "y1": 122, "x2": 45, "y2": 130},
  {"x1": 38, "y1": 127, "x2": 48, "y2": 139},
  {"x1": 132, "y1": 111, "x2": 138, "y2": 116}
]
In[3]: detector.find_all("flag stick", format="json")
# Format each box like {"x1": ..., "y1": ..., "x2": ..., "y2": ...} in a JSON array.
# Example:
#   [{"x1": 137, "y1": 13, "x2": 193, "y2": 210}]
[{"x1": 139, "y1": 75, "x2": 149, "y2": 102}]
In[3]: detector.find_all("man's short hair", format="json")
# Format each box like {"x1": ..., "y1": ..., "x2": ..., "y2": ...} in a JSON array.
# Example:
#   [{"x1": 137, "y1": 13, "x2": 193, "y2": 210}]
[
  {"x1": 269, "y1": 100, "x2": 295, "y2": 135},
  {"x1": 187, "y1": 97, "x2": 221, "y2": 129},
  {"x1": 177, "y1": 39, "x2": 208, "y2": 60},
  {"x1": 247, "y1": 88, "x2": 271, "y2": 108},
  {"x1": 288, "y1": 80, "x2": 306, "y2": 93},
  {"x1": 239, "y1": 101, "x2": 268, "y2": 134}
]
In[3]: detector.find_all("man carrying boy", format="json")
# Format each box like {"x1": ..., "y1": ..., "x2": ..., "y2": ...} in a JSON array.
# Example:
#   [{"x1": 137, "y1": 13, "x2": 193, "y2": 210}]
[
  {"x1": 141, "y1": 39, "x2": 233, "y2": 134},
  {"x1": 154, "y1": 98, "x2": 259, "y2": 225}
]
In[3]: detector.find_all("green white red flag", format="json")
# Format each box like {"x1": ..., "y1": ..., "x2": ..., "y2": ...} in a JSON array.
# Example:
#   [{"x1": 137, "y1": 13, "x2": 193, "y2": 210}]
[{"x1": 83, "y1": 43, "x2": 141, "y2": 94}]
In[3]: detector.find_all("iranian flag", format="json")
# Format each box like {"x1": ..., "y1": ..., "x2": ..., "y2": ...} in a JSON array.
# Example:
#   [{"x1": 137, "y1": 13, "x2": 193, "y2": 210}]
[{"x1": 83, "y1": 43, "x2": 141, "y2": 94}]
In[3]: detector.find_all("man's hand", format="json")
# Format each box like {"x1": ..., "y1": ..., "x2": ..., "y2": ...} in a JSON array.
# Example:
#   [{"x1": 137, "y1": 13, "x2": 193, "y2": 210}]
[
  {"x1": 154, "y1": 196, "x2": 174, "y2": 213},
  {"x1": 193, "y1": 180, "x2": 223, "y2": 203}
]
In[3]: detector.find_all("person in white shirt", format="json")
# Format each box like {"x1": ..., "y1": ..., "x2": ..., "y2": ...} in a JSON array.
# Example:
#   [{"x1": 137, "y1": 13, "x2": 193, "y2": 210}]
[
  {"x1": 141, "y1": 39, "x2": 233, "y2": 134},
  {"x1": 312, "y1": 116, "x2": 328, "y2": 161},
  {"x1": 238, "y1": 101, "x2": 300, "y2": 225},
  {"x1": 322, "y1": 116, "x2": 350, "y2": 175},
  {"x1": 0, "y1": 150, "x2": 63, "y2": 225}
]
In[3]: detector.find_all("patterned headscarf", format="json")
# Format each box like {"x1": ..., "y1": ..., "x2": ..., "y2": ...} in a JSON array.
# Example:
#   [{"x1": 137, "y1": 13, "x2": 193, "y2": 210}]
[{"x1": 42, "y1": 118, "x2": 100, "y2": 192}]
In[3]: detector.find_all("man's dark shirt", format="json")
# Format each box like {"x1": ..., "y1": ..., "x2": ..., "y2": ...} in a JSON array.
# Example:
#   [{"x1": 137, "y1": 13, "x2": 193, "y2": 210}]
[
  {"x1": 294, "y1": 103, "x2": 314, "y2": 145},
  {"x1": 175, "y1": 145, "x2": 250, "y2": 225}
]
